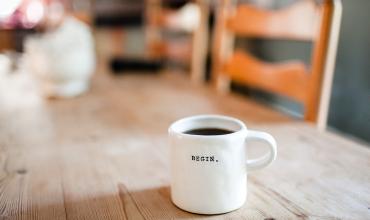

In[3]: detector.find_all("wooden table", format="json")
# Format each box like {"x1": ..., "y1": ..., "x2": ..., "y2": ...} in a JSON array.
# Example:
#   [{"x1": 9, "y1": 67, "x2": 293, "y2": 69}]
[{"x1": 1, "y1": 71, "x2": 369, "y2": 220}]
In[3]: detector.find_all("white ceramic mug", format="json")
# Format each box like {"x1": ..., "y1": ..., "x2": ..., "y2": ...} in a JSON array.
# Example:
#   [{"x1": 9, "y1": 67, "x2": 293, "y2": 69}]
[{"x1": 169, "y1": 115, "x2": 277, "y2": 214}]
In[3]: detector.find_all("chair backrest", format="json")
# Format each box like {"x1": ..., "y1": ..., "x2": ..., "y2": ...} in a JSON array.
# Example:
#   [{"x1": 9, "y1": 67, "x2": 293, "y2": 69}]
[
  {"x1": 212, "y1": 0, "x2": 342, "y2": 129},
  {"x1": 145, "y1": 0, "x2": 209, "y2": 83}
]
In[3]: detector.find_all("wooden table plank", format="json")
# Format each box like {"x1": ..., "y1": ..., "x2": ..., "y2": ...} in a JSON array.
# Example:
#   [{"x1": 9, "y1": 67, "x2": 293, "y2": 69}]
[{"x1": 0, "y1": 71, "x2": 369, "y2": 220}]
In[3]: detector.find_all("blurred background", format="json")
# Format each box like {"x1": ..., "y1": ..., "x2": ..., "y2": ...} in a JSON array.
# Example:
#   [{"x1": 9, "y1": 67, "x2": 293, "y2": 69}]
[{"x1": 0, "y1": 0, "x2": 369, "y2": 143}]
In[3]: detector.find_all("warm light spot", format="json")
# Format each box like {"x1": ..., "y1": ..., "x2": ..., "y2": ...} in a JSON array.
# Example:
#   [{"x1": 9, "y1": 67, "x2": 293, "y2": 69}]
[
  {"x1": 25, "y1": 0, "x2": 44, "y2": 24},
  {"x1": 0, "y1": 0, "x2": 22, "y2": 19}
]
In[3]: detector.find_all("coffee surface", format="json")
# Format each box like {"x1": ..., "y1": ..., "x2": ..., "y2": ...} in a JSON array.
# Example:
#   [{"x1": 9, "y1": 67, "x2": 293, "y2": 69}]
[{"x1": 184, "y1": 128, "x2": 234, "y2": 136}]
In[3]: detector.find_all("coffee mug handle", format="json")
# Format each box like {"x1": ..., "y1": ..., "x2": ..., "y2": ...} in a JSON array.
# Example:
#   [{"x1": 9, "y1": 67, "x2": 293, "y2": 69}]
[{"x1": 245, "y1": 130, "x2": 277, "y2": 171}]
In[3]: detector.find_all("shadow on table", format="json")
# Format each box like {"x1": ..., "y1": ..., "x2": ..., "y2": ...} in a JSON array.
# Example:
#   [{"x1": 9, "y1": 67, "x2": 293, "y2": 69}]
[
  {"x1": 16, "y1": 185, "x2": 231, "y2": 219},
  {"x1": 117, "y1": 184, "x2": 237, "y2": 219},
  {"x1": 117, "y1": 184, "x2": 202, "y2": 219}
]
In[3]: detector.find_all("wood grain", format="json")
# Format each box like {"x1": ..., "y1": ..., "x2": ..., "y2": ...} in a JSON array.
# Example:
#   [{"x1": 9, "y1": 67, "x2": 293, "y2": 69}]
[
  {"x1": 0, "y1": 62, "x2": 369, "y2": 219},
  {"x1": 1, "y1": 23, "x2": 368, "y2": 219}
]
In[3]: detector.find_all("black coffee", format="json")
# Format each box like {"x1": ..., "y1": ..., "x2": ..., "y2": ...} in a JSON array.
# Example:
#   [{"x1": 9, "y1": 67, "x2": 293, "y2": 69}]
[{"x1": 184, "y1": 128, "x2": 234, "y2": 136}]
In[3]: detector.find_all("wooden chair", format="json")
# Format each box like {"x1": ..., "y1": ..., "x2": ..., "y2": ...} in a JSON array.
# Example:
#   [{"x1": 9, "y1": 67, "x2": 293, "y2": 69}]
[
  {"x1": 146, "y1": 0, "x2": 210, "y2": 83},
  {"x1": 212, "y1": 0, "x2": 342, "y2": 130}
]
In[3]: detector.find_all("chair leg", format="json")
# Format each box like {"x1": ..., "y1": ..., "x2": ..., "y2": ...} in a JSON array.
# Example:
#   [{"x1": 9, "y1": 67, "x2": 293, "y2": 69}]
[
  {"x1": 317, "y1": 0, "x2": 343, "y2": 131},
  {"x1": 190, "y1": 0, "x2": 210, "y2": 84},
  {"x1": 212, "y1": 0, "x2": 236, "y2": 92}
]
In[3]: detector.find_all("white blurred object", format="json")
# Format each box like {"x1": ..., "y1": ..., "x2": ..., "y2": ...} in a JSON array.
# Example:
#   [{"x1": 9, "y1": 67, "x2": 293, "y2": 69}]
[
  {"x1": 0, "y1": 54, "x2": 12, "y2": 76},
  {"x1": 0, "y1": 0, "x2": 22, "y2": 19},
  {"x1": 25, "y1": 0, "x2": 45, "y2": 24},
  {"x1": 25, "y1": 16, "x2": 95, "y2": 98},
  {"x1": 166, "y1": 3, "x2": 200, "y2": 32}
]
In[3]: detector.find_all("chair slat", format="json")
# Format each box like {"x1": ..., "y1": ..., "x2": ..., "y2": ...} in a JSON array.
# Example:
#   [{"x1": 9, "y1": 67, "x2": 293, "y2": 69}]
[
  {"x1": 227, "y1": 0, "x2": 321, "y2": 41},
  {"x1": 213, "y1": 0, "x2": 342, "y2": 128},
  {"x1": 223, "y1": 50, "x2": 309, "y2": 102}
]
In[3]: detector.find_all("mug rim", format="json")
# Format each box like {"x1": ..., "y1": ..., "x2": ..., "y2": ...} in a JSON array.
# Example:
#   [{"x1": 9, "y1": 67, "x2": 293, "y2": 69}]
[{"x1": 168, "y1": 114, "x2": 247, "y2": 139}]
